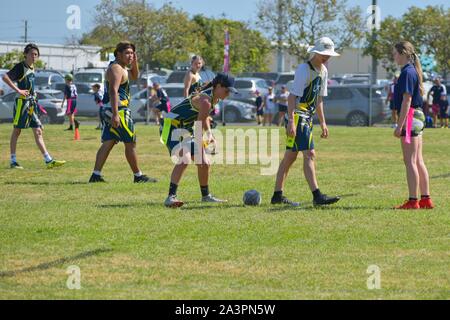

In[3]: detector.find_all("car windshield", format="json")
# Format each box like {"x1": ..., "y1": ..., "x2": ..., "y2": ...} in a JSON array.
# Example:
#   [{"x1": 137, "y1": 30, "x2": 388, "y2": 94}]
[
  {"x1": 74, "y1": 73, "x2": 102, "y2": 83},
  {"x1": 277, "y1": 74, "x2": 294, "y2": 84},
  {"x1": 235, "y1": 81, "x2": 253, "y2": 89},
  {"x1": 166, "y1": 72, "x2": 185, "y2": 83},
  {"x1": 256, "y1": 80, "x2": 269, "y2": 89},
  {"x1": 165, "y1": 88, "x2": 184, "y2": 97},
  {"x1": 35, "y1": 77, "x2": 49, "y2": 86}
]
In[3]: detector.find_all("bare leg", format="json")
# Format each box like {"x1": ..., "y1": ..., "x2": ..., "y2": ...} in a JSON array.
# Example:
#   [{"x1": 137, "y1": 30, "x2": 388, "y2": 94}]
[
  {"x1": 124, "y1": 142, "x2": 140, "y2": 174},
  {"x1": 302, "y1": 149, "x2": 319, "y2": 192},
  {"x1": 10, "y1": 128, "x2": 21, "y2": 156},
  {"x1": 416, "y1": 136, "x2": 430, "y2": 196},
  {"x1": 93, "y1": 140, "x2": 116, "y2": 172},
  {"x1": 32, "y1": 127, "x2": 49, "y2": 156},
  {"x1": 274, "y1": 151, "x2": 299, "y2": 191},
  {"x1": 401, "y1": 137, "x2": 420, "y2": 198}
]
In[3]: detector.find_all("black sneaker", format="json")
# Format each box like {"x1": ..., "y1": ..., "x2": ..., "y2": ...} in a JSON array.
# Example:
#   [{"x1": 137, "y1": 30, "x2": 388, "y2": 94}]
[
  {"x1": 271, "y1": 195, "x2": 300, "y2": 207},
  {"x1": 313, "y1": 194, "x2": 340, "y2": 206},
  {"x1": 65, "y1": 126, "x2": 73, "y2": 131},
  {"x1": 10, "y1": 162, "x2": 24, "y2": 169},
  {"x1": 134, "y1": 174, "x2": 158, "y2": 183},
  {"x1": 89, "y1": 173, "x2": 105, "y2": 183}
]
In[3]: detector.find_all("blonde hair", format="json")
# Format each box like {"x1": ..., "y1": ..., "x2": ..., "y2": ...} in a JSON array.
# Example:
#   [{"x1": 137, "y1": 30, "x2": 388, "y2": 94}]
[{"x1": 394, "y1": 41, "x2": 424, "y2": 96}]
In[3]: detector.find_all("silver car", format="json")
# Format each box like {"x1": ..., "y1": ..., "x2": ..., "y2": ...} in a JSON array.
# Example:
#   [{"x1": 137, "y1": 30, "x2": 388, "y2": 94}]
[
  {"x1": 233, "y1": 77, "x2": 269, "y2": 104},
  {"x1": 130, "y1": 83, "x2": 256, "y2": 123},
  {"x1": 0, "y1": 90, "x2": 66, "y2": 125}
]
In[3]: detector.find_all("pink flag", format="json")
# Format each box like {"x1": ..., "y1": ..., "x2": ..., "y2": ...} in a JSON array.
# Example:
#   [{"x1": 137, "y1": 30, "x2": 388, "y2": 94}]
[{"x1": 223, "y1": 29, "x2": 230, "y2": 73}]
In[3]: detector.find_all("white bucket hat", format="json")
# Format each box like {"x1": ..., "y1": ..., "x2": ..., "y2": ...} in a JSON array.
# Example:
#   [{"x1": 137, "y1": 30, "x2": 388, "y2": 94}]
[{"x1": 307, "y1": 37, "x2": 340, "y2": 57}]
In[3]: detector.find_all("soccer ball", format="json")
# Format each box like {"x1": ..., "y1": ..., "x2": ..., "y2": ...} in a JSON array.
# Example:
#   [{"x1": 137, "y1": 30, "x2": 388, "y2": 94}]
[
  {"x1": 412, "y1": 109, "x2": 425, "y2": 135},
  {"x1": 243, "y1": 190, "x2": 262, "y2": 206}
]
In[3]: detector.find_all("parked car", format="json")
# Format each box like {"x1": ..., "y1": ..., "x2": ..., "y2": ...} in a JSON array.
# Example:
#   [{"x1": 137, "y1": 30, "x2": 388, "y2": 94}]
[
  {"x1": 73, "y1": 68, "x2": 106, "y2": 92},
  {"x1": 34, "y1": 71, "x2": 65, "y2": 90},
  {"x1": 0, "y1": 69, "x2": 14, "y2": 96},
  {"x1": 139, "y1": 72, "x2": 167, "y2": 87},
  {"x1": 130, "y1": 84, "x2": 255, "y2": 123},
  {"x1": 277, "y1": 83, "x2": 388, "y2": 126},
  {"x1": 274, "y1": 72, "x2": 295, "y2": 92},
  {"x1": 239, "y1": 72, "x2": 279, "y2": 87},
  {"x1": 233, "y1": 77, "x2": 269, "y2": 104},
  {"x1": 0, "y1": 90, "x2": 66, "y2": 124},
  {"x1": 166, "y1": 68, "x2": 216, "y2": 85}
]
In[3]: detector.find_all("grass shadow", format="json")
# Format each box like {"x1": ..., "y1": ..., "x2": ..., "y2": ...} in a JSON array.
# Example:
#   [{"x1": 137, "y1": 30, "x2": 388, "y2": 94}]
[
  {"x1": 431, "y1": 173, "x2": 450, "y2": 180},
  {"x1": 4, "y1": 181, "x2": 89, "y2": 186},
  {"x1": 0, "y1": 248, "x2": 113, "y2": 278}
]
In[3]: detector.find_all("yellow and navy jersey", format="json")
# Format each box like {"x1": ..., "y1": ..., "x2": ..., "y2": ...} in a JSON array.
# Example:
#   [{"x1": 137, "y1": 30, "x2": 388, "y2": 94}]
[
  {"x1": 188, "y1": 71, "x2": 203, "y2": 95},
  {"x1": 171, "y1": 88, "x2": 215, "y2": 130},
  {"x1": 102, "y1": 61, "x2": 130, "y2": 107},
  {"x1": 7, "y1": 62, "x2": 35, "y2": 95},
  {"x1": 291, "y1": 61, "x2": 328, "y2": 123}
]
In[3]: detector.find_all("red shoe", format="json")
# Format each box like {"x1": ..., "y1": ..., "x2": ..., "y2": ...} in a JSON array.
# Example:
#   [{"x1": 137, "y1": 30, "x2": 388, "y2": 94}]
[
  {"x1": 419, "y1": 198, "x2": 435, "y2": 209},
  {"x1": 394, "y1": 200, "x2": 420, "y2": 210}
]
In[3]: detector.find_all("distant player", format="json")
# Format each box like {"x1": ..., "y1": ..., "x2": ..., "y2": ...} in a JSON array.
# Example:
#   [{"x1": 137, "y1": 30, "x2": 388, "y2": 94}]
[
  {"x1": 62, "y1": 74, "x2": 79, "y2": 131},
  {"x1": 2, "y1": 43, "x2": 65, "y2": 169},
  {"x1": 92, "y1": 84, "x2": 104, "y2": 130}
]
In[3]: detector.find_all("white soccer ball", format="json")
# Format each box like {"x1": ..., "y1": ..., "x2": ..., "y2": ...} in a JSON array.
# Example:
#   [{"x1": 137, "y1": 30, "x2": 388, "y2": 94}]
[{"x1": 243, "y1": 190, "x2": 262, "y2": 206}]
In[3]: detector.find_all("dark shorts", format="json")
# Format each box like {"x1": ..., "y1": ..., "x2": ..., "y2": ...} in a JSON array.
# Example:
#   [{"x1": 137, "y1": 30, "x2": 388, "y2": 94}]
[
  {"x1": 155, "y1": 103, "x2": 169, "y2": 113},
  {"x1": 389, "y1": 100, "x2": 395, "y2": 111},
  {"x1": 440, "y1": 108, "x2": 449, "y2": 119},
  {"x1": 13, "y1": 98, "x2": 42, "y2": 129},
  {"x1": 286, "y1": 116, "x2": 314, "y2": 152},
  {"x1": 278, "y1": 104, "x2": 288, "y2": 113},
  {"x1": 66, "y1": 99, "x2": 77, "y2": 115},
  {"x1": 401, "y1": 108, "x2": 425, "y2": 137},
  {"x1": 101, "y1": 107, "x2": 136, "y2": 143},
  {"x1": 256, "y1": 108, "x2": 264, "y2": 116}
]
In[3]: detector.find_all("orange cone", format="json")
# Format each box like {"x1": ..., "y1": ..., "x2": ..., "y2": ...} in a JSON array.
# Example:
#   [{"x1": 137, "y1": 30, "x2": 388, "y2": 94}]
[{"x1": 74, "y1": 127, "x2": 80, "y2": 140}]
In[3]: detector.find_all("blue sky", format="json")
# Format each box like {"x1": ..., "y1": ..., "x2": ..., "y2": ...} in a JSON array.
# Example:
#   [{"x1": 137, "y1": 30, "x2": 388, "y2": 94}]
[{"x1": 0, "y1": 0, "x2": 448, "y2": 44}]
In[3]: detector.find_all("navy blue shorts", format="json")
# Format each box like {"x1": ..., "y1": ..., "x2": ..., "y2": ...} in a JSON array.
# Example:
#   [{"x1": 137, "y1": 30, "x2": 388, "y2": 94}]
[
  {"x1": 13, "y1": 98, "x2": 42, "y2": 129},
  {"x1": 286, "y1": 117, "x2": 314, "y2": 152},
  {"x1": 101, "y1": 107, "x2": 136, "y2": 143}
]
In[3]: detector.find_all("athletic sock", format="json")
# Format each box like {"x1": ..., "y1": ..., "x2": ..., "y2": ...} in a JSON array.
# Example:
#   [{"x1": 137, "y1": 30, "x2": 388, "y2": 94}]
[
  {"x1": 11, "y1": 154, "x2": 17, "y2": 164},
  {"x1": 421, "y1": 195, "x2": 430, "y2": 199},
  {"x1": 201, "y1": 185, "x2": 210, "y2": 197},
  {"x1": 169, "y1": 183, "x2": 178, "y2": 197},
  {"x1": 44, "y1": 153, "x2": 53, "y2": 163},
  {"x1": 134, "y1": 171, "x2": 143, "y2": 178},
  {"x1": 93, "y1": 170, "x2": 102, "y2": 176},
  {"x1": 312, "y1": 189, "x2": 322, "y2": 200},
  {"x1": 409, "y1": 197, "x2": 418, "y2": 201}
]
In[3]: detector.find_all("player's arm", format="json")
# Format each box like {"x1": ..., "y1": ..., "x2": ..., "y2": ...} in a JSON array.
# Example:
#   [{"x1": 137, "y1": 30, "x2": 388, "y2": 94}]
[
  {"x1": 2, "y1": 72, "x2": 28, "y2": 97},
  {"x1": 197, "y1": 96, "x2": 213, "y2": 142},
  {"x1": 183, "y1": 72, "x2": 193, "y2": 98},
  {"x1": 108, "y1": 65, "x2": 123, "y2": 128},
  {"x1": 129, "y1": 52, "x2": 139, "y2": 81},
  {"x1": 316, "y1": 96, "x2": 329, "y2": 138},
  {"x1": 394, "y1": 93, "x2": 412, "y2": 138},
  {"x1": 286, "y1": 94, "x2": 297, "y2": 137}
]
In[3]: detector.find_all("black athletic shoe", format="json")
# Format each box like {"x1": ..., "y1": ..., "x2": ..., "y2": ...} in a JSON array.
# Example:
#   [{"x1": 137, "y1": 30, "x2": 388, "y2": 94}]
[
  {"x1": 65, "y1": 126, "x2": 73, "y2": 131},
  {"x1": 313, "y1": 194, "x2": 340, "y2": 206},
  {"x1": 134, "y1": 174, "x2": 158, "y2": 183},
  {"x1": 271, "y1": 195, "x2": 300, "y2": 207},
  {"x1": 89, "y1": 173, "x2": 105, "y2": 183},
  {"x1": 10, "y1": 162, "x2": 24, "y2": 169}
]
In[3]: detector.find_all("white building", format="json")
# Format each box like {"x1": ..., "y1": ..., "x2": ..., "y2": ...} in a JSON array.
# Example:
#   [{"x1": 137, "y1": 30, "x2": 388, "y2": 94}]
[{"x1": 0, "y1": 41, "x2": 107, "y2": 72}]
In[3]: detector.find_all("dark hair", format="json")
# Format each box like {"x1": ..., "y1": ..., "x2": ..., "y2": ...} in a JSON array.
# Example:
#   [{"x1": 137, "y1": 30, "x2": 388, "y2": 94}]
[
  {"x1": 92, "y1": 84, "x2": 101, "y2": 89},
  {"x1": 24, "y1": 43, "x2": 40, "y2": 57},
  {"x1": 191, "y1": 55, "x2": 204, "y2": 65},
  {"x1": 114, "y1": 41, "x2": 136, "y2": 58}
]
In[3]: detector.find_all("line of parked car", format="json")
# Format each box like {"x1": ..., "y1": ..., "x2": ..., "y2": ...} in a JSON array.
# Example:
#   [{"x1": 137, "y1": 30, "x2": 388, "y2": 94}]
[{"x1": 5, "y1": 67, "x2": 446, "y2": 126}]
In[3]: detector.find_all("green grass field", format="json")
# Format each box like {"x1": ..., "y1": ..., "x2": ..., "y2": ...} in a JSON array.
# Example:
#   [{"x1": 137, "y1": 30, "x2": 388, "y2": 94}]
[{"x1": 0, "y1": 123, "x2": 449, "y2": 300}]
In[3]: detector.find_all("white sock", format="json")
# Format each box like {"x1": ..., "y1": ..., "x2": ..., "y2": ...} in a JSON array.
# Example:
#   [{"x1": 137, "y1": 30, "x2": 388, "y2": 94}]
[
  {"x1": 11, "y1": 154, "x2": 17, "y2": 163},
  {"x1": 93, "y1": 171, "x2": 102, "y2": 176},
  {"x1": 44, "y1": 153, "x2": 53, "y2": 163},
  {"x1": 134, "y1": 171, "x2": 143, "y2": 177}
]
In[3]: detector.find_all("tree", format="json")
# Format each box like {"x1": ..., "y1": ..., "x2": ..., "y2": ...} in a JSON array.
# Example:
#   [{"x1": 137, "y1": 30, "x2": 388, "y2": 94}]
[
  {"x1": 256, "y1": 0, "x2": 365, "y2": 61},
  {"x1": 193, "y1": 15, "x2": 272, "y2": 73},
  {"x1": 363, "y1": 6, "x2": 450, "y2": 78},
  {"x1": 0, "y1": 50, "x2": 46, "y2": 70}
]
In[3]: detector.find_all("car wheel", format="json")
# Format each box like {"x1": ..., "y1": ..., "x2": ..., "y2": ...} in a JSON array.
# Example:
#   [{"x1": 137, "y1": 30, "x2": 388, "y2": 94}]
[
  {"x1": 224, "y1": 108, "x2": 240, "y2": 123},
  {"x1": 346, "y1": 111, "x2": 368, "y2": 127}
]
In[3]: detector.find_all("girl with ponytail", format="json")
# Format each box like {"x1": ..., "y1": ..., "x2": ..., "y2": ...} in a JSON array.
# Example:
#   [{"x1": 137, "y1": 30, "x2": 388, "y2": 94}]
[{"x1": 392, "y1": 41, "x2": 434, "y2": 210}]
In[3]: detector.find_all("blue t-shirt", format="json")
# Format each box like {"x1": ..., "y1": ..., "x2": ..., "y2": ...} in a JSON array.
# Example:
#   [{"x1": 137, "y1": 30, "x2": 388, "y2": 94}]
[{"x1": 394, "y1": 63, "x2": 423, "y2": 111}]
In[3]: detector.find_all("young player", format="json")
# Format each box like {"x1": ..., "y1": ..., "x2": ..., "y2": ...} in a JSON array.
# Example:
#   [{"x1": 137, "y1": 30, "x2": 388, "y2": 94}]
[
  {"x1": 160, "y1": 73, "x2": 237, "y2": 208},
  {"x1": 89, "y1": 42, "x2": 157, "y2": 184},
  {"x1": 271, "y1": 37, "x2": 341, "y2": 207},
  {"x1": 2, "y1": 43, "x2": 65, "y2": 169},
  {"x1": 92, "y1": 84, "x2": 104, "y2": 130},
  {"x1": 62, "y1": 74, "x2": 79, "y2": 131},
  {"x1": 392, "y1": 41, "x2": 434, "y2": 209}
]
